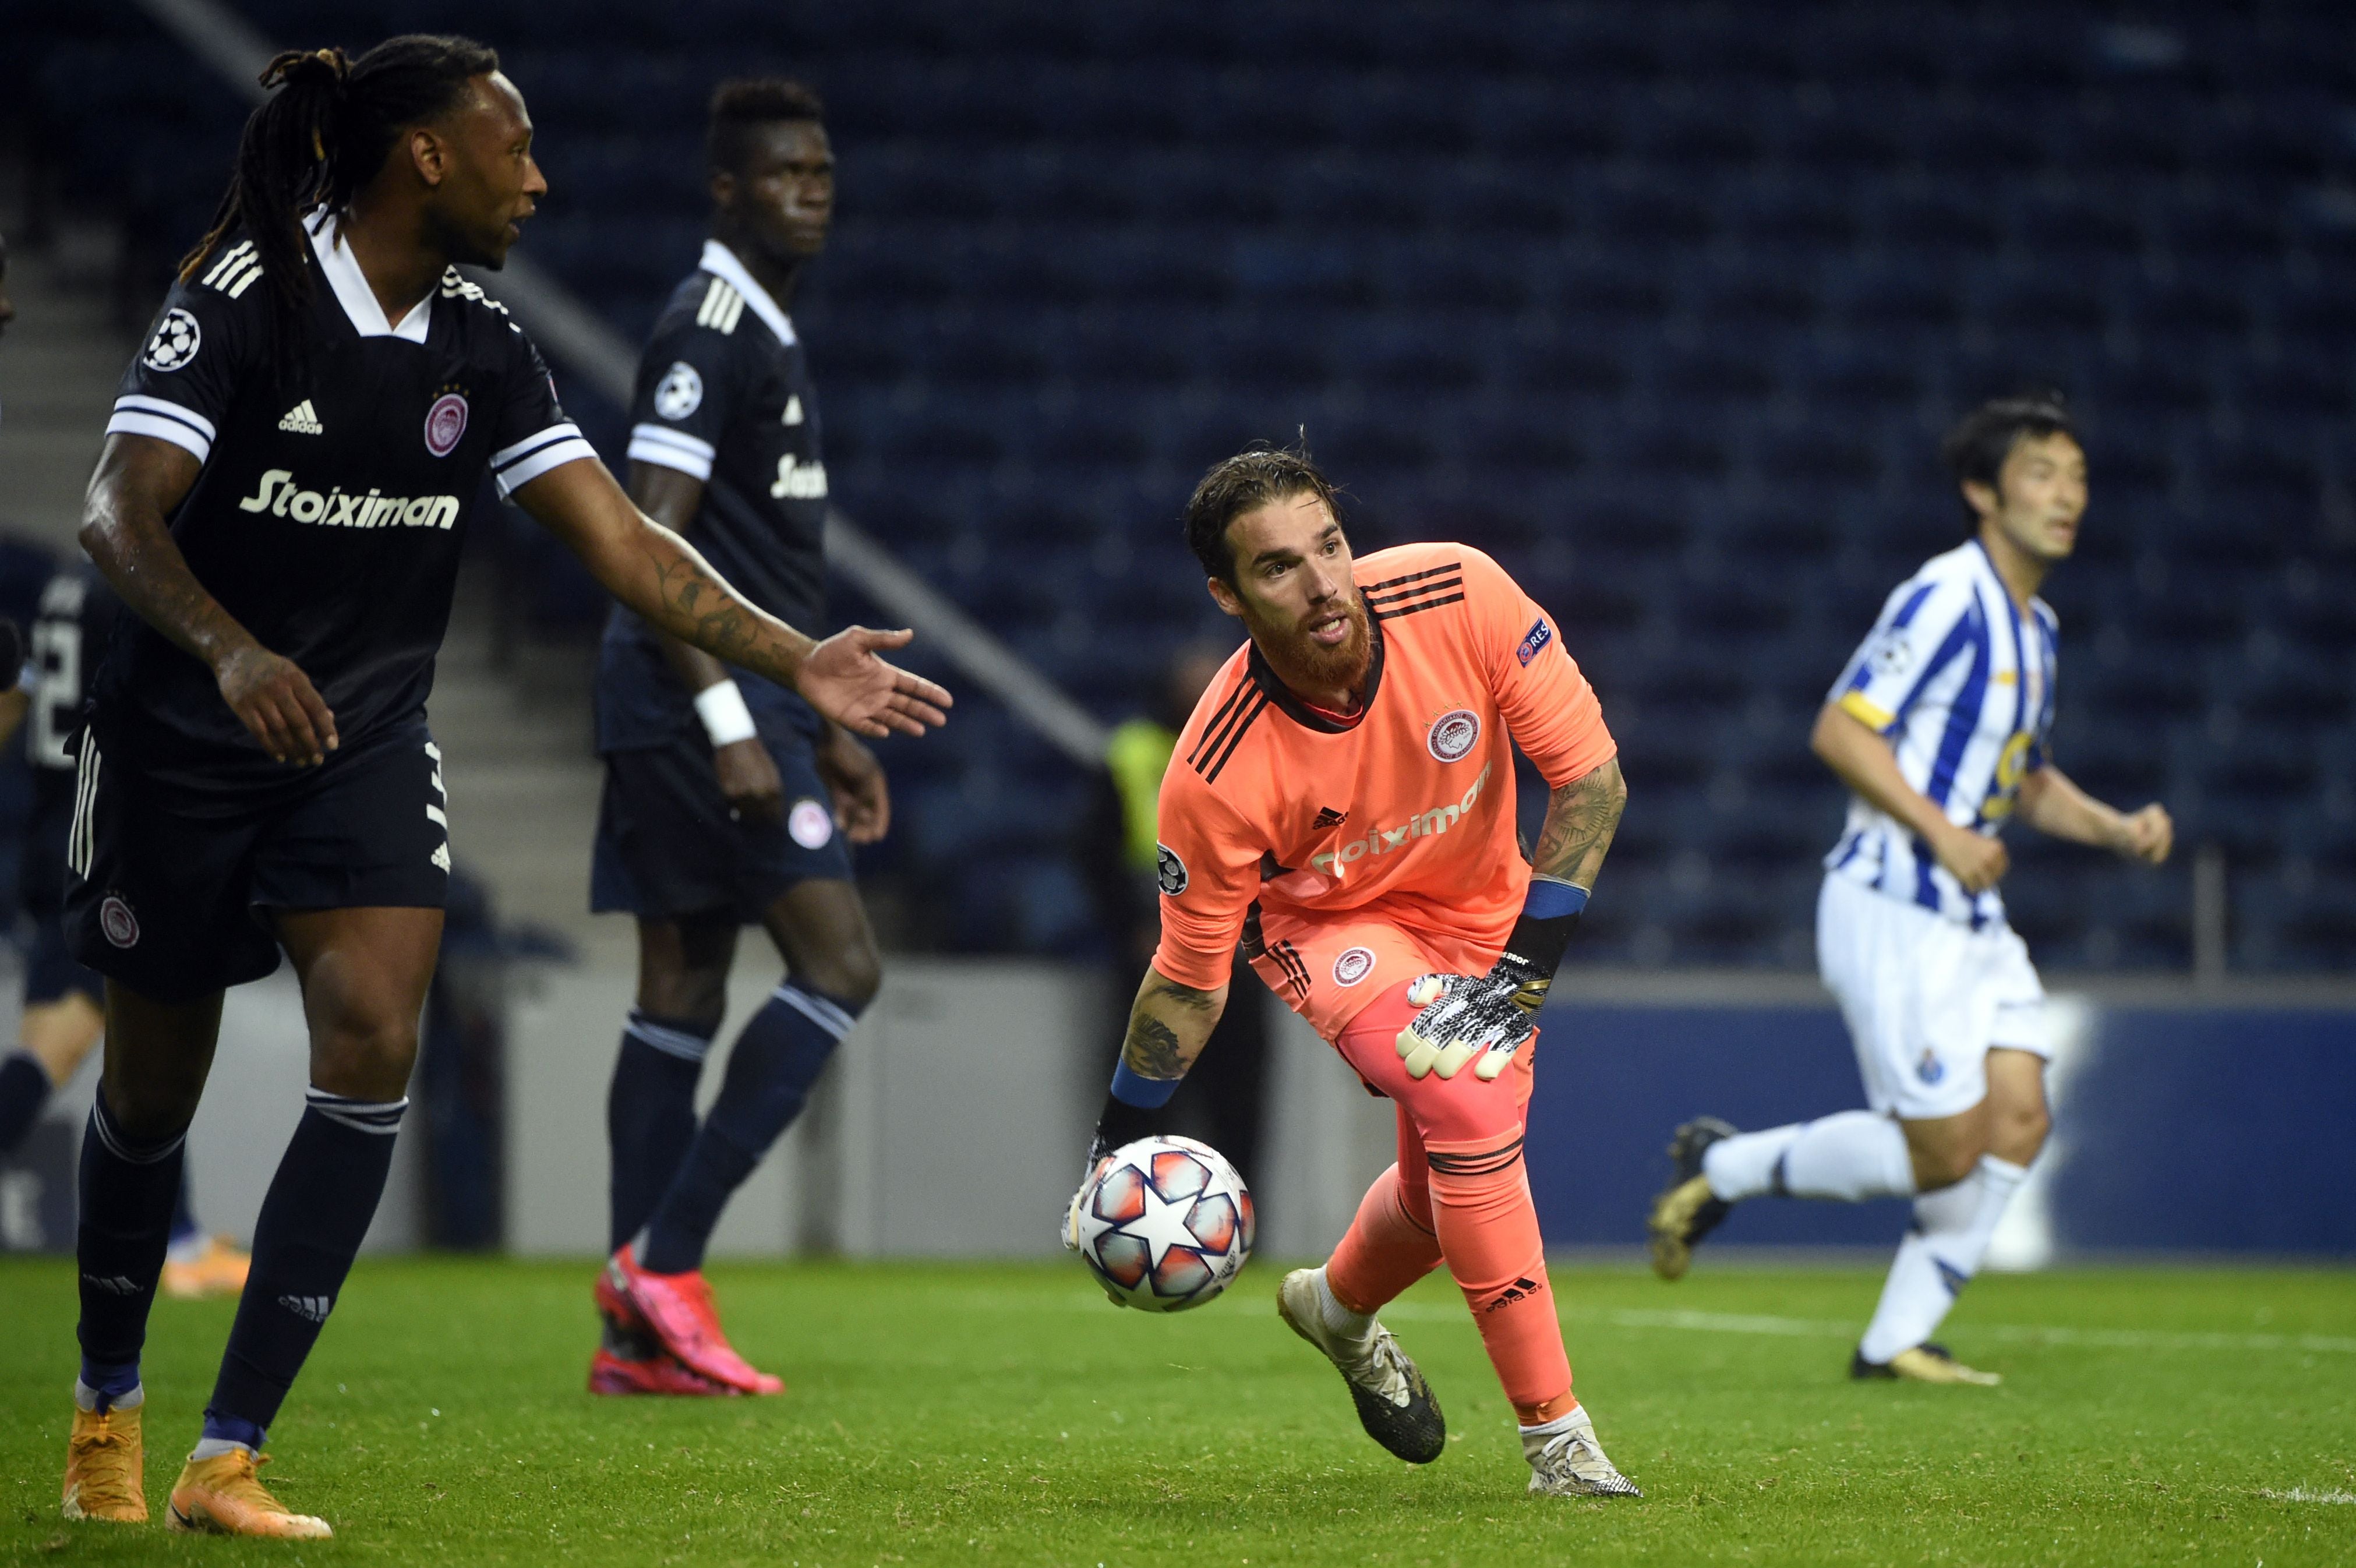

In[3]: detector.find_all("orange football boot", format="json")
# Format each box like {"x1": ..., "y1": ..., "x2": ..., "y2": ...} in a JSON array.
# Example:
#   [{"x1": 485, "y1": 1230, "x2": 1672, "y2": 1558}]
[
  {"x1": 166, "y1": 1449, "x2": 331, "y2": 1539},
  {"x1": 62, "y1": 1402, "x2": 147, "y2": 1523}
]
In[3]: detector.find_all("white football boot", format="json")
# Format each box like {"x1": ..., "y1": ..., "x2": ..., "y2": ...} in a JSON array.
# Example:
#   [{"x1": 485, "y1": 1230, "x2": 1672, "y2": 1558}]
[
  {"x1": 1276, "y1": 1269, "x2": 1447, "y2": 1463},
  {"x1": 1523, "y1": 1406, "x2": 1642, "y2": 1498}
]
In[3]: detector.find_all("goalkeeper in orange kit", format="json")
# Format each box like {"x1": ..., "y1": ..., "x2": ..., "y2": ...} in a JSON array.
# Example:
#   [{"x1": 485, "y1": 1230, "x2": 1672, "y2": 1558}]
[{"x1": 1064, "y1": 444, "x2": 1638, "y2": 1499}]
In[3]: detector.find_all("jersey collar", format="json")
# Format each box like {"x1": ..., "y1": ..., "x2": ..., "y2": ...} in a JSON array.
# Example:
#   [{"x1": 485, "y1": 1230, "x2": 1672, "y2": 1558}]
[
  {"x1": 700, "y1": 239, "x2": 799, "y2": 347},
  {"x1": 1245, "y1": 600, "x2": 1387, "y2": 734},
  {"x1": 303, "y1": 209, "x2": 433, "y2": 343}
]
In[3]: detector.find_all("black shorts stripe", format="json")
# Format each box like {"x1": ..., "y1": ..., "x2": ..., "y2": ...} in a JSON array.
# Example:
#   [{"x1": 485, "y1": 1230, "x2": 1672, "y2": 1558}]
[
  {"x1": 1186, "y1": 676, "x2": 1258, "y2": 772},
  {"x1": 1200, "y1": 689, "x2": 1270, "y2": 783},
  {"x1": 1267, "y1": 938, "x2": 1312, "y2": 998},
  {"x1": 1365, "y1": 561, "x2": 1463, "y2": 593},
  {"x1": 1426, "y1": 1136, "x2": 1525, "y2": 1177},
  {"x1": 1373, "y1": 592, "x2": 1467, "y2": 621}
]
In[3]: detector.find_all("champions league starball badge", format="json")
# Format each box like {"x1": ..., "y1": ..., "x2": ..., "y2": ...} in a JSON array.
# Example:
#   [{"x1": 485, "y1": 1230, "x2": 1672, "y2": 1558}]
[
  {"x1": 142, "y1": 308, "x2": 202, "y2": 372},
  {"x1": 423, "y1": 393, "x2": 469, "y2": 457}
]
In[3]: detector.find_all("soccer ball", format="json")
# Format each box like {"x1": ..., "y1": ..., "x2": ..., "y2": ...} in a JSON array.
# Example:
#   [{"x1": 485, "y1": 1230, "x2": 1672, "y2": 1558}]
[{"x1": 1072, "y1": 1135, "x2": 1254, "y2": 1312}]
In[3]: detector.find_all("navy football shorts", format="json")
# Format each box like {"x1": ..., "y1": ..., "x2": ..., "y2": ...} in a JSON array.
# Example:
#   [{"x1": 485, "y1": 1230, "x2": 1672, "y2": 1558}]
[
  {"x1": 17, "y1": 793, "x2": 100, "y2": 1005},
  {"x1": 62, "y1": 719, "x2": 453, "y2": 1004},
  {"x1": 591, "y1": 722, "x2": 854, "y2": 923}
]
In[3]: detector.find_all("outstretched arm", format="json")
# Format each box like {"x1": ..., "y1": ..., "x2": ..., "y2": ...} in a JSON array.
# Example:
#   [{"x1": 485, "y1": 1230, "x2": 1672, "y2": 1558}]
[
  {"x1": 82, "y1": 433, "x2": 340, "y2": 764},
  {"x1": 2016, "y1": 765, "x2": 2173, "y2": 864},
  {"x1": 514, "y1": 457, "x2": 949, "y2": 738}
]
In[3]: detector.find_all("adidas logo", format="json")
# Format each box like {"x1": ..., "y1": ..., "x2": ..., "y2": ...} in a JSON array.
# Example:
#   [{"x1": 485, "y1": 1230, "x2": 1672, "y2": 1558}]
[
  {"x1": 1311, "y1": 806, "x2": 1348, "y2": 829},
  {"x1": 278, "y1": 1293, "x2": 334, "y2": 1323},
  {"x1": 81, "y1": 1273, "x2": 140, "y2": 1296},
  {"x1": 1483, "y1": 1276, "x2": 1543, "y2": 1313},
  {"x1": 278, "y1": 400, "x2": 323, "y2": 435}
]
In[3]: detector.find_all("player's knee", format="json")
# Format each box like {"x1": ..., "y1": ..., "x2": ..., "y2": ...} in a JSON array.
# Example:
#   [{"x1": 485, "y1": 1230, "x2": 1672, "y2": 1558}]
[
  {"x1": 1993, "y1": 1099, "x2": 2050, "y2": 1163},
  {"x1": 310, "y1": 1013, "x2": 421, "y2": 1101},
  {"x1": 1909, "y1": 1140, "x2": 1981, "y2": 1191},
  {"x1": 98, "y1": 1071, "x2": 201, "y2": 1143},
  {"x1": 796, "y1": 941, "x2": 880, "y2": 1012},
  {"x1": 637, "y1": 967, "x2": 729, "y2": 1027}
]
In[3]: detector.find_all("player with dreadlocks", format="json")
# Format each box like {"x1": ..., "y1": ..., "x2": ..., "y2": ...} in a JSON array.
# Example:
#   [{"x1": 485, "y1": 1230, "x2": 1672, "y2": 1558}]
[{"x1": 56, "y1": 37, "x2": 947, "y2": 1539}]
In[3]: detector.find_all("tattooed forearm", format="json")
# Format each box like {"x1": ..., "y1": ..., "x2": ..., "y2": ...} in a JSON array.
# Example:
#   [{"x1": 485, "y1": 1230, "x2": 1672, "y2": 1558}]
[
  {"x1": 1121, "y1": 1015, "x2": 1187, "y2": 1079},
  {"x1": 638, "y1": 529, "x2": 812, "y2": 686},
  {"x1": 1118, "y1": 970, "x2": 1227, "y2": 1081},
  {"x1": 1534, "y1": 756, "x2": 1627, "y2": 891}
]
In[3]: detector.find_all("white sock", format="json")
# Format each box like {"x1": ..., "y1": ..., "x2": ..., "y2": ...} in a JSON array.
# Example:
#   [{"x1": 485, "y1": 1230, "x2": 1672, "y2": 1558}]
[
  {"x1": 73, "y1": 1380, "x2": 142, "y2": 1413},
  {"x1": 1518, "y1": 1404, "x2": 1586, "y2": 1438},
  {"x1": 189, "y1": 1436, "x2": 255, "y2": 1462},
  {"x1": 1858, "y1": 1154, "x2": 2029, "y2": 1364},
  {"x1": 1776, "y1": 1111, "x2": 1916, "y2": 1202},
  {"x1": 1701, "y1": 1124, "x2": 1803, "y2": 1199},
  {"x1": 1311, "y1": 1266, "x2": 1371, "y2": 1337}
]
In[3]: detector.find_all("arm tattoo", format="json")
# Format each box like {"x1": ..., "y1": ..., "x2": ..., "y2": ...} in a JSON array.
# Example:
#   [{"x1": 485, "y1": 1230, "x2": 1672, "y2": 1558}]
[
  {"x1": 1534, "y1": 757, "x2": 1627, "y2": 891},
  {"x1": 1121, "y1": 1015, "x2": 1187, "y2": 1080},
  {"x1": 1119, "y1": 977, "x2": 1218, "y2": 1079},
  {"x1": 641, "y1": 534, "x2": 806, "y2": 683}
]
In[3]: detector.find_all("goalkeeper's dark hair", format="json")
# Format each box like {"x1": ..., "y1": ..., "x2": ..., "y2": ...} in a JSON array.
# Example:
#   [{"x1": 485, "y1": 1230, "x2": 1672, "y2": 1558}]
[
  {"x1": 707, "y1": 77, "x2": 826, "y2": 176},
  {"x1": 1183, "y1": 437, "x2": 1346, "y2": 585},
  {"x1": 181, "y1": 35, "x2": 500, "y2": 376},
  {"x1": 1941, "y1": 390, "x2": 2078, "y2": 530}
]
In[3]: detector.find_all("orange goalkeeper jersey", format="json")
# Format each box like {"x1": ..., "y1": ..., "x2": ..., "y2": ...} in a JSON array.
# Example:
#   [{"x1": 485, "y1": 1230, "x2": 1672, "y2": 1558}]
[{"x1": 1151, "y1": 543, "x2": 1617, "y2": 1039}]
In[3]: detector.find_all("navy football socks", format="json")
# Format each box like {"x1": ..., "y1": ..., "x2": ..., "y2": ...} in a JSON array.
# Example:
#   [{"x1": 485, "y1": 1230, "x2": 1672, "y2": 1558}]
[
  {"x1": 75, "y1": 1087, "x2": 187, "y2": 1412},
  {"x1": 606, "y1": 1011, "x2": 716, "y2": 1252},
  {"x1": 0, "y1": 1048, "x2": 52, "y2": 1156},
  {"x1": 203, "y1": 1089, "x2": 405, "y2": 1447},
  {"x1": 637, "y1": 982, "x2": 859, "y2": 1276}
]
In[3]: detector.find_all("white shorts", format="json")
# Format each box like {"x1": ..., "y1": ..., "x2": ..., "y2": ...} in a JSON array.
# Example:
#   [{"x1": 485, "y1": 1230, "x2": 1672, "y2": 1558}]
[{"x1": 1815, "y1": 874, "x2": 2048, "y2": 1121}]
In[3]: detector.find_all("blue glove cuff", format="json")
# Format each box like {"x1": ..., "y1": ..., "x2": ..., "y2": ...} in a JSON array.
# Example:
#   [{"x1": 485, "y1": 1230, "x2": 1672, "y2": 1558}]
[
  {"x1": 1522, "y1": 878, "x2": 1589, "y2": 920},
  {"x1": 1110, "y1": 1060, "x2": 1180, "y2": 1110}
]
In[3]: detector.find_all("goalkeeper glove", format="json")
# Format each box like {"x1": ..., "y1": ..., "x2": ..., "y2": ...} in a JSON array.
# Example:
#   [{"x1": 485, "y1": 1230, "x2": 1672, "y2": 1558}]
[
  {"x1": 1061, "y1": 1064, "x2": 1177, "y2": 1252},
  {"x1": 1395, "y1": 880, "x2": 1587, "y2": 1082}
]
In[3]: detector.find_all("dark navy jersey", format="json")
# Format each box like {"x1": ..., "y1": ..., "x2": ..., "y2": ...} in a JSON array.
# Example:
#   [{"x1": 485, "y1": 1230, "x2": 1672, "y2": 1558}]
[
  {"x1": 99, "y1": 211, "x2": 593, "y2": 792},
  {"x1": 24, "y1": 562, "x2": 121, "y2": 820},
  {"x1": 595, "y1": 239, "x2": 829, "y2": 751}
]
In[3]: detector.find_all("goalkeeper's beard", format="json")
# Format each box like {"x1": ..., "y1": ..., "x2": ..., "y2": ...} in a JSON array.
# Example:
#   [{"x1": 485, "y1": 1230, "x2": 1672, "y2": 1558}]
[{"x1": 1250, "y1": 592, "x2": 1372, "y2": 702}]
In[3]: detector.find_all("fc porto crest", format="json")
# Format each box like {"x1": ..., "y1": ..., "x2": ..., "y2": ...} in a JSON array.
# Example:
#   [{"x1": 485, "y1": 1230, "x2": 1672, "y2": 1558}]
[
  {"x1": 1916, "y1": 1049, "x2": 1945, "y2": 1085},
  {"x1": 423, "y1": 391, "x2": 469, "y2": 457}
]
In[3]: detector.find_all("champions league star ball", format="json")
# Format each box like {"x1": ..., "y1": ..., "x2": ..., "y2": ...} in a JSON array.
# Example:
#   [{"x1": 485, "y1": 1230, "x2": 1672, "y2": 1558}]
[{"x1": 1073, "y1": 1136, "x2": 1255, "y2": 1312}]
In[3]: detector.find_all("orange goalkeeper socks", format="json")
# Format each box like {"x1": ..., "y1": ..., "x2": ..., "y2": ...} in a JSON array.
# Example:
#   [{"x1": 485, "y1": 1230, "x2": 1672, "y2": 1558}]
[
  {"x1": 1324, "y1": 1157, "x2": 1443, "y2": 1316},
  {"x1": 1426, "y1": 1131, "x2": 1573, "y2": 1419}
]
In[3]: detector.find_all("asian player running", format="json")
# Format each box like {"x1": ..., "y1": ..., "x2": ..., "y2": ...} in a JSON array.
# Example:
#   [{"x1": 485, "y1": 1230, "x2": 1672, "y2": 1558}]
[{"x1": 1647, "y1": 394, "x2": 2173, "y2": 1385}]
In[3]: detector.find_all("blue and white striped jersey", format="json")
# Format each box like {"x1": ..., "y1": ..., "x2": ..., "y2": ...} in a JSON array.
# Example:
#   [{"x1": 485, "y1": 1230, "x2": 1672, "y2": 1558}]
[{"x1": 1822, "y1": 539, "x2": 2058, "y2": 926}]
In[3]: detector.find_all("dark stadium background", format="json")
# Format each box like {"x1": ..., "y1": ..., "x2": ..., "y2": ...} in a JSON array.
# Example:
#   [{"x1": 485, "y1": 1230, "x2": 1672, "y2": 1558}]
[{"x1": 6, "y1": 1, "x2": 2352, "y2": 975}]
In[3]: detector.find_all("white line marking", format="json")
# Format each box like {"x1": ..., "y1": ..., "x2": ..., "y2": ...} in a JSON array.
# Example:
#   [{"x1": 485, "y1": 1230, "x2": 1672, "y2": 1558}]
[
  {"x1": 2258, "y1": 1488, "x2": 2355, "y2": 1503},
  {"x1": 975, "y1": 1288, "x2": 2356, "y2": 1356},
  {"x1": 1468, "y1": 1303, "x2": 2356, "y2": 1355}
]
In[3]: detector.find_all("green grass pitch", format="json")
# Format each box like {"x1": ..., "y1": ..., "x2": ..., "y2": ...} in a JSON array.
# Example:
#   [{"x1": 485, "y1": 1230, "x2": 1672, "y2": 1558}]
[{"x1": 3, "y1": 1256, "x2": 2351, "y2": 1566}]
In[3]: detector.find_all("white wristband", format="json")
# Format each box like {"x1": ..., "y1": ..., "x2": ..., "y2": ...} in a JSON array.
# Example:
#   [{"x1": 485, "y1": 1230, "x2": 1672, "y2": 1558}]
[{"x1": 693, "y1": 680, "x2": 758, "y2": 747}]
